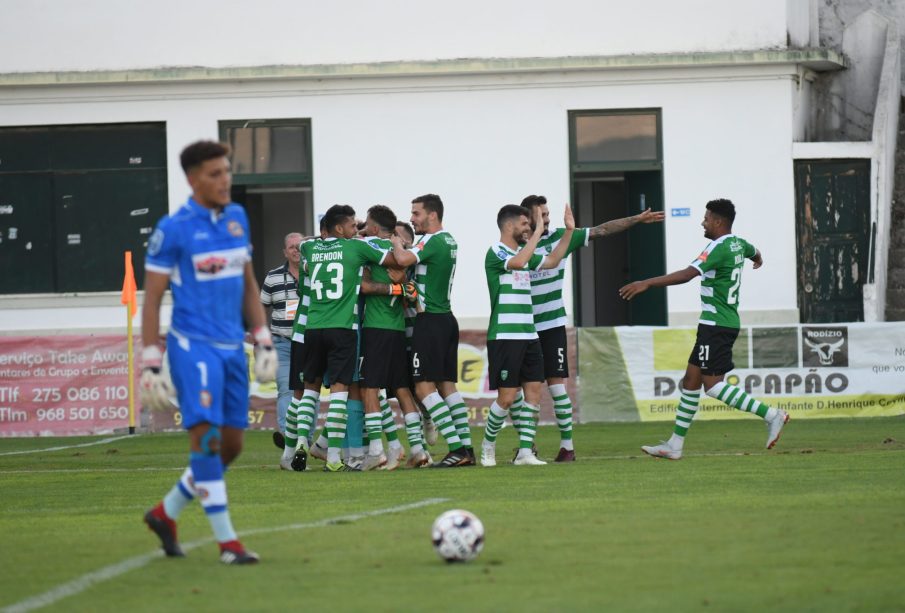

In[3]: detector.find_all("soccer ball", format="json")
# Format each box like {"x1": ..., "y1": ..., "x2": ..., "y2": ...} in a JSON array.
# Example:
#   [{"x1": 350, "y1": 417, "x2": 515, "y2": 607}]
[{"x1": 431, "y1": 509, "x2": 485, "y2": 562}]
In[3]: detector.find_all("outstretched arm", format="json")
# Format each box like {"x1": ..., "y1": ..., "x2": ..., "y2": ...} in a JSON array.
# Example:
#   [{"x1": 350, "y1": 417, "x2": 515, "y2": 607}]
[
  {"x1": 618, "y1": 266, "x2": 699, "y2": 300},
  {"x1": 589, "y1": 208, "x2": 665, "y2": 240}
]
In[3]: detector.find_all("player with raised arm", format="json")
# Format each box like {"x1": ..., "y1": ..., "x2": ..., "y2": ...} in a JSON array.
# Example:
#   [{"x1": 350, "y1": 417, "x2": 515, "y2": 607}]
[
  {"x1": 390, "y1": 194, "x2": 472, "y2": 468},
  {"x1": 140, "y1": 140, "x2": 276, "y2": 564},
  {"x1": 619, "y1": 198, "x2": 789, "y2": 459},
  {"x1": 514, "y1": 195, "x2": 664, "y2": 461},
  {"x1": 298, "y1": 204, "x2": 391, "y2": 472},
  {"x1": 480, "y1": 203, "x2": 575, "y2": 466}
]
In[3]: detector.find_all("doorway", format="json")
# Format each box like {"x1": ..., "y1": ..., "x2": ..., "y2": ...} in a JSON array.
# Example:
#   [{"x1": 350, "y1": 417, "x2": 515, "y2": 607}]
[
  {"x1": 573, "y1": 171, "x2": 666, "y2": 325},
  {"x1": 231, "y1": 185, "x2": 313, "y2": 284},
  {"x1": 568, "y1": 109, "x2": 667, "y2": 326}
]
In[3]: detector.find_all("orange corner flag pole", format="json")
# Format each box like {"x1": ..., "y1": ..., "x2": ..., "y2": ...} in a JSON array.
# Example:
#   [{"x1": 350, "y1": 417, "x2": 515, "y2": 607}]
[{"x1": 121, "y1": 251, "x2": 138, "y2": 434}]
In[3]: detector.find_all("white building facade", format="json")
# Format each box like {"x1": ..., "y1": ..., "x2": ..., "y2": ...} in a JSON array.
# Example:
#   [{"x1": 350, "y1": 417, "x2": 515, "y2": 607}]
[{"x1": 0, "y1": 0, "x2": 896, "y2": 333}]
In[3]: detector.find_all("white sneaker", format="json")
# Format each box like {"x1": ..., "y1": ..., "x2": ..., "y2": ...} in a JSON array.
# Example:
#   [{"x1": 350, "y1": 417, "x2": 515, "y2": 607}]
[
  {"x1": 309, "y1": 442, "x2": 328, "y2": 461},
  {"x1": 480, "y1": 445, "x2": 496, "y2": 467},
  {"x1": 347, "y1": 455, "x2": 365, "y2": 470},
  {"x1": 512, "y1": 452, "x2": 547, "y2": 466},
  {"x1": 423, "y1": 418, "x2": 439, "y2": 446},
  {"x1": 360, "y1": 452, "x2": 387, "y2": 471},
  {"x1": 641, "y1": 441, "x2": 683, "y2": 460},
  {"x1": 765, "y1": 410, "x2": 790, "y2": 449},
  {"x1": 405, "y1": 449, "x2": 432, "y2": 468},
  {"x1": 382, "y1": 446, "x2": 405, "y2": 471}
]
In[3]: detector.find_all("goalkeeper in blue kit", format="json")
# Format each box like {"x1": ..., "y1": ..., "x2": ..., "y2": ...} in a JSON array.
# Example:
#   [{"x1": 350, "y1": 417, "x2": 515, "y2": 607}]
[{"x1": 140, "y1": 141, "x2": 278, "y2": 564}]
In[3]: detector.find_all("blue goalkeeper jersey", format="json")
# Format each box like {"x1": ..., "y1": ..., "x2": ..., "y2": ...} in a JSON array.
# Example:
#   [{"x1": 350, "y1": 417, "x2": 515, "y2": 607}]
[{"x1": 145, "y1": 197, "x2": 252, "y2": 344}]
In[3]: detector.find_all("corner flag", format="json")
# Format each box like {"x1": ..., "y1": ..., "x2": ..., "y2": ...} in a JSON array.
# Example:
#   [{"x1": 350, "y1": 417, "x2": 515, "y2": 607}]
[{"x1": 121, "y1": 251, "x2": 138, "y2": 318}]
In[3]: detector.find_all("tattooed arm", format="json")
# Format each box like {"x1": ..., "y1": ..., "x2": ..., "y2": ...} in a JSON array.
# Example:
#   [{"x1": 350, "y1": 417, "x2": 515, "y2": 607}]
[{"x1": 588, "y1": 208, "x2": 665, "y2": 239}]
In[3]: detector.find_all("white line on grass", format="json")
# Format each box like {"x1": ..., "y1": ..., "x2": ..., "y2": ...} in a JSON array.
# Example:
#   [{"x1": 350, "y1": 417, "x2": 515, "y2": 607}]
[
  {"x1": 0, "y1": 436, "x2": 134, "y2": 456},
  {"x1": 0, "y1": 497, "x2": 450, "y2": 613}
]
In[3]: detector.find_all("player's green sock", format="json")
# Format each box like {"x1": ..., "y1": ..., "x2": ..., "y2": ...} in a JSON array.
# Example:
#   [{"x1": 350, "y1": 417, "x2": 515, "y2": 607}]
[
  {"x1": 365, "y1": 411, "x2": 383, "y2": 454},
  {"x1": 296, "y1": 389, "x2": 320, "y2": 446},
  {"x1": 482, "y1": 401, "x2": 507, "y2": 443},
  {"x1": 549, "y1": 383, "x2": 573, "y2": 449},
  {"x1": 284, "y1": 397, "x2": 302, "y2": 450},
  {"x1": 403, "y1": 411, "x2": 425, "y2": 453},
  {"x1": 325, "y1": 392, "x2": 349, "y2": 464},
  {"x1": 707, "y1": 381, "x2": 770, "y2": 418},
  {"x1": 378, "y1": 391, "x2": 399, "y2": 443},
  {"x1": 674, "y1": 387, "x2": 701, "y2": 436},
  {"x1": 444, "y1": 391, "x2": 472, "y2": 447},
  {"x1": 423, "y1": 392, "x2": 462, "y2": 450},
  {"x1": 518, "y1": 402, "x2": 539, "y2": 448},
  {"x1": 509, "y1": 390, "x2": 525, "y2": 436}
]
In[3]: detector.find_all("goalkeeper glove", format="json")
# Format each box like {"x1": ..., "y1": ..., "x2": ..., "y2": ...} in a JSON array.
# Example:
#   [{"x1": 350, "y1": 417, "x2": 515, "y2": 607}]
[
  {"x1": 389, "y1": 282, "x2": 418, "y2": 300},
  {"x1": 139, "y1": 345, "x2": 175, "y2": 411},
  {"x1": 252, "y1": 326, "x2": 278, "y2": 383}
]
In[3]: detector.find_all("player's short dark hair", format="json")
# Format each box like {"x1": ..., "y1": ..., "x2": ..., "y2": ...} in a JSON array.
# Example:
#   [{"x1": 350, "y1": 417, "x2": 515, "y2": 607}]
[
  {"x1": 395, "y1": 221, "x2": 415, "y2": 243},
  {"x1": 322, "y1": 204, "x2": 356, "y2": 233},
  {"x1": 180, "y1": 140, "x2": 230, "y2": 174},
  {"x1": 520, "y1": 194, "x2": 547, "y2": 212},
  {"x1": 367, "y1": 205, "x2": 397, "y2": 233},
  {"x1": 412, "y1": 194, "x2": 444, "y2": 221},
  {"x1": 706, "y1": 198, "x2": 736, "y2": 224},
  {"x1": 497, "y1": 204, "x2": 529, "y2": 230}
]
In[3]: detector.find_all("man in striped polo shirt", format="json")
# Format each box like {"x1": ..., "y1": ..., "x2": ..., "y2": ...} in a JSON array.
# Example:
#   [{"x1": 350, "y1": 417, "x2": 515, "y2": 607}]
[
  {"x1": 620, "y1": 198, "x2": 789, "y2": 459},
  {"x1": 260, "y1": 232, "x2": 303, "y2": 439},
  {"x1": 479, "y1": 203, "x2": 574, "y2": 467},
  {"x1": 518, "y1": 195, "x2": 664, "y2": 461}
]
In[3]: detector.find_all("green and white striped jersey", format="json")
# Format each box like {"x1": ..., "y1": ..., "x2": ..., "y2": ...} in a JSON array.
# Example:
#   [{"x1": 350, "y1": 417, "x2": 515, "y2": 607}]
[
  {"x1": 302, "y1": 237, "x2": 387, "y2": 330},
  {"x1": 408, "y1": 231, "x2": 457, "y2": 314},
  {"x1": 528, "y1": 228, "x2": 589, "y2": 331},
  {"x1": 485, "y1": 242, "x2": 546, "y2": 341},
  {"x1": 689, "y1": 234, "x2": 756, "y2": 329},
  {"x1": 291, "y1": 238, "x2": 316, "y2": 343},
  {"x1": 362, "y1": 237, "x2": 405, "y2": 332}
]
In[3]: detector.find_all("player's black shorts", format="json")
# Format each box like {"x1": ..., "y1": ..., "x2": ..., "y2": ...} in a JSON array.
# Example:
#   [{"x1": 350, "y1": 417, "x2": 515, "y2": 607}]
[
  {"x1": 688, "y1": 324, "x2": 740, "y2": 376},
  {"x1": 411, "y1": 312, "x2": 459, "y2": 383},
  {"x1": 360, "y1": 328, "x2": 411, "y2": 392},
  {"x1": 487, "y1": 339, "x2": 544, "y2": 390},
  {"x1": 538, "y1": 326, "x2": 569, "y2": 379},
  {"x1": 288, "y1": 339, "x2": 307, "y2": 391},
  {"x1": 302, "y1": 328, "x2": 358, "y2": 386}
]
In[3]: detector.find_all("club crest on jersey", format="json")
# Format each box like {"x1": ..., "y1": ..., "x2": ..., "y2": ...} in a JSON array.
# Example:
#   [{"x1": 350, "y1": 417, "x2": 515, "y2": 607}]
[
  {"x1": 544, "y1": 245, "x2": 552, "y2": 254},
  {"x1": 228, "y1": 220, "x2": 244, "y2": 237},
  {"x1": 148, "y1": 229, "x2": 164, "y2": 256},
  {"x1": 200, "y1": 390, "x2": 212, "y2": 408}
]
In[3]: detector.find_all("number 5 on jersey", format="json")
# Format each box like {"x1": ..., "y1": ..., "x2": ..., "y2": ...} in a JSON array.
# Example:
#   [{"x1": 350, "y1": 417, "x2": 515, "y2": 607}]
[{"x1": 310, "y1": 262, "x2": 343, "y2": 300}]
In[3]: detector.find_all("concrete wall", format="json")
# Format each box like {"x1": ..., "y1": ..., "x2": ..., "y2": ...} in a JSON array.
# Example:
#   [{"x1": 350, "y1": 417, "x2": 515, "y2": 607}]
[{"x1": 1, "y1": 0, "x2": 797, "y2": 73}]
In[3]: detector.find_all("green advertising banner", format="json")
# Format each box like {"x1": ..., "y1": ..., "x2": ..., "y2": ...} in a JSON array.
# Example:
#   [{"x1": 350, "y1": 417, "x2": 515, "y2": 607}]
[{"x1": 578, "y1": 323, "x2": 905, "y2": 422}]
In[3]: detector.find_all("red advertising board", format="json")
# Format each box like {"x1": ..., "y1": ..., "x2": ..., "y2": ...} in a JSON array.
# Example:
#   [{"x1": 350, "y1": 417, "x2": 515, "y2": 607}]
[{"x1": 0, "y1": 336, "x2": 139, "y2": 437}]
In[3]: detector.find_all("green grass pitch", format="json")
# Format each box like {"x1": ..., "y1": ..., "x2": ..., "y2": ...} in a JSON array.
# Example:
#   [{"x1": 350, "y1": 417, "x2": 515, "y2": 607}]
[{"x1": 1, "y1": 418, "x2": 904, "y2": 612}]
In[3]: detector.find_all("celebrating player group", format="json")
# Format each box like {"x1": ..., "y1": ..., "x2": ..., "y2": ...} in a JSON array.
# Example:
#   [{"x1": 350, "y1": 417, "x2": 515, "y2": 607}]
[{"x1": 139, "y1": 140, "x2": 789, "y2": 563}]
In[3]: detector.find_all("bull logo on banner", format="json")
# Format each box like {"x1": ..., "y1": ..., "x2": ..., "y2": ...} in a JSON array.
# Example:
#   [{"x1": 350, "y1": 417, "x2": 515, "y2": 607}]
[{"x1": 801, "y1": 326, "x2": 849, "y2": 367}]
